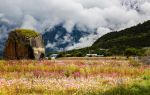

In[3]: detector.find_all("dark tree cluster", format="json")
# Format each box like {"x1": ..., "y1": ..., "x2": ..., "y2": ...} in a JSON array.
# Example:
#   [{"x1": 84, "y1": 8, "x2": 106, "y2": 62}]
[{"x1": 93, "y1": 20, "x2": 150, "y2": 49}]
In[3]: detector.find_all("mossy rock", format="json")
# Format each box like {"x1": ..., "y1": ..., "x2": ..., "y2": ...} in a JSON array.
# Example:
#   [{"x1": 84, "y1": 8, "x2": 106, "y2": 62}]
[
  {"x1": 15, "y1": 29, "x2": 40, "y2": 38},
  {"x1": 4, "y1": 29, "x2": 45, "y2": 60}
]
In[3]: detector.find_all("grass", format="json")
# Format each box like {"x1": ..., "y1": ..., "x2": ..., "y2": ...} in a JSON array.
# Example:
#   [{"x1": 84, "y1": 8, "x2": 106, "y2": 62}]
[
  {"x1": 0, "y1": 57, "x2": 149, "y2": 95},
  {"x1": 14, "y1": 29, "x2": 40, "y2": 38}
]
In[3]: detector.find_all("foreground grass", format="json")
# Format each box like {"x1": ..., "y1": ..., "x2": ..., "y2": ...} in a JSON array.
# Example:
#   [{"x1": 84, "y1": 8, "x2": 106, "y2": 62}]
[{"x1": 0, "y1": 58, "x2": 149, "y2": 95}]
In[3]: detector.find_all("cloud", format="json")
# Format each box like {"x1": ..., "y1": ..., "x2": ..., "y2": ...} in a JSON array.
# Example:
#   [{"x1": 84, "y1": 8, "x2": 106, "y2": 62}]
[
  {"x1": 140, "y1": 1, "x2": 150, "y2": 14},
  {"x1": 0, "y1": 0, "x2": 150, "y2": 49},
  {"x1": 46, "y1": 42, "x2": 56, "y2": 48},
  {"x1": 66, "y1": 27, "x2": 111, "y2": 50},
  {"x1": 21, "y1": 15, "x2": 38, "y2": 30},
  {"x1": 63, "y1": 20, "x2": 75, "y2": 33}
]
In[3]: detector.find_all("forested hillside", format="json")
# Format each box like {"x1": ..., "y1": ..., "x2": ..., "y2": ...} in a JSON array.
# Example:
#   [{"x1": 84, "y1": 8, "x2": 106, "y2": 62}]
[
  {"x1": 60, "y1": 20, "x2": 150, "y2": 57},
  {"x1": 93, "y1": 20, "x2": 150, "y2": 49}
]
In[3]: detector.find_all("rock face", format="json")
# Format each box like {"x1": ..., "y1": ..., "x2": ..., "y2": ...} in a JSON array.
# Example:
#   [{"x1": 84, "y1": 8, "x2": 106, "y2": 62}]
[{"x1": 4, "y1": 29, "x2": 45, "y2": 60}]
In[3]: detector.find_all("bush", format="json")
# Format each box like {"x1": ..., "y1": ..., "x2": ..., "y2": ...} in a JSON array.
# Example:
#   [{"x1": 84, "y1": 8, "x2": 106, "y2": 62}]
[
  {"x1": 74, "y1": 52, "x2": 84, "y2": 57},
  {"x1": 125, "y1": 48, "x2": 144, "y2": 58}
]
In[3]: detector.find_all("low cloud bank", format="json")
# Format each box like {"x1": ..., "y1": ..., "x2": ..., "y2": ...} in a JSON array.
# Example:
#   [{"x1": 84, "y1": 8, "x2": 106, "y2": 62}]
[{"x1": 0, "y1": 0, "x2": 150, "y2": 49}]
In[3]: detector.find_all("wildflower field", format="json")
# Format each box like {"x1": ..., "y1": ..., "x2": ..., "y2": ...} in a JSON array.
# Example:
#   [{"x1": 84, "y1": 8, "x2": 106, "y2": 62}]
[{"x1": 0, "y1": 57, "x2": 150, "y2": 95}]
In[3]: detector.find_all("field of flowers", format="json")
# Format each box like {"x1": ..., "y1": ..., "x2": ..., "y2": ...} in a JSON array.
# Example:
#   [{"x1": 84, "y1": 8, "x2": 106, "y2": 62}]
[{"x1": 0, "y1": 57, "x2": 150, "y2": 95}]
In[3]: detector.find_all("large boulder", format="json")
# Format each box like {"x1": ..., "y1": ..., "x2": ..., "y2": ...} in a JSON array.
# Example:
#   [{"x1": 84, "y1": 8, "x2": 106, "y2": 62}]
[{"x1": 4, "y1": 29, "x2": 45, "y2": 60}]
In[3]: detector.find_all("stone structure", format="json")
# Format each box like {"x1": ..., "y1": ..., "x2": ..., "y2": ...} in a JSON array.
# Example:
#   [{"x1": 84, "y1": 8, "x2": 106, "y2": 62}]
[{"x1": 4, "y1": 29, "x2": 45, "y2": 60}]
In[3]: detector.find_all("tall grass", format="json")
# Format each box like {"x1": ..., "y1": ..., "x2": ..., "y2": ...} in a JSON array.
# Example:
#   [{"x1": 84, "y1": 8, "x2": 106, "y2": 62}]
[{"x1": 0, "y1": 58, "x2": 149, "y2": 95}]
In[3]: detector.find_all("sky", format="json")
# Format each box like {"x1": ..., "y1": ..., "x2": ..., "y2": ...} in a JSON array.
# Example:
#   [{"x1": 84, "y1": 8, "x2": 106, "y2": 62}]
[{"x1": 0, "y1": 0, "x2": 150, "y2": 50}]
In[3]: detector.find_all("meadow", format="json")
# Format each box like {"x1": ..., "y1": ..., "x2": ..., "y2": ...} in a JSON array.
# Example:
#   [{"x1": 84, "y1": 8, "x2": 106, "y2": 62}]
[{"x1": 0, "y1": 57, "x2": 150, "y2": 95}]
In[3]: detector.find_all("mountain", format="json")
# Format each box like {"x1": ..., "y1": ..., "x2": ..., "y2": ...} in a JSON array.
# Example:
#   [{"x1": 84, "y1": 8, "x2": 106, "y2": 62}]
[
  {"x1": 43, "y1": 24, "x2": 89, "y2": 52},
  {"x1": 1, "y1": 19, "x2": 150, "y2": 57},
  {"x1": 92, "y1": 20, "x2": 150, "y2": 50},
  {"x1": 0, "y1": 19, "x2": 16, "y2": 57},
  {"x1": 0, "y1": 23, "x2": 90, "y2": 57},
  {"x1": 0, "y1": 40, "x2": 5, "y2": 57},
  {"x1": 59, "y1": 20, "x2": 150, "y2": 57}
]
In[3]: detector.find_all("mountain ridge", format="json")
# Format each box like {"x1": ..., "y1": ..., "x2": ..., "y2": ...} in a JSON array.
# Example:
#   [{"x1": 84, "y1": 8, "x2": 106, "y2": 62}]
[
  {"x1": 92, "y1": 20, "x2": 150, "y2": 49},
  {"x1": 43, "y1": 24, "x2": 90, "y2": 52},
  {"x1": 58, "y1": 20, "x2": 150, "y2": 57}
]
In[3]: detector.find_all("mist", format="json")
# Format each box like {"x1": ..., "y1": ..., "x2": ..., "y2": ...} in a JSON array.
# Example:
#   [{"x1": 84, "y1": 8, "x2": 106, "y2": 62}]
[{"x1": 0, "y1": 0, "x2": 150, "y2": 49}]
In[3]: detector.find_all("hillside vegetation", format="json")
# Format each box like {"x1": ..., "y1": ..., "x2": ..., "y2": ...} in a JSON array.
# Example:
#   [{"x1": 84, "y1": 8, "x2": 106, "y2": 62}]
[
  {"x1": 93, "y1": 20, "x2": 150, "y2": 49},
  {"x1": 58, "y1": 20, "x2": 150, "y2": 57}
]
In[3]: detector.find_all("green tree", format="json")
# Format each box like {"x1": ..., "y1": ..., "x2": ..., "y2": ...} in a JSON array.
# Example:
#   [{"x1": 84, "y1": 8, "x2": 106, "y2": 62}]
[
  {"x1": 74, "y1": 52, "x2": 83, "y2": 57},
  {"x1": 125, "y1": 48, "x2": 144, "y2": 58}
]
